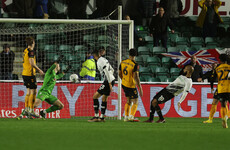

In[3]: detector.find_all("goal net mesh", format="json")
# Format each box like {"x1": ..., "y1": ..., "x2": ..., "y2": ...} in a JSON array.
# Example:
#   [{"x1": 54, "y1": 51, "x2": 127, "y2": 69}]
[{"x1": 0, "y1": 20, "x2": 130, "y2": 119}]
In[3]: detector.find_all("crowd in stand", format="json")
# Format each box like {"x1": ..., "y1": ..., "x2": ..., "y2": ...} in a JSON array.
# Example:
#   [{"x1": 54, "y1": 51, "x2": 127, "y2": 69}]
[
  {"x1": 0, "y1": 0, "x2": 229, "y2": 81},
  {"x1": 0, "y1": 0, "x2": 225, "y2": 40},
  {"x1": 0, "y1": 0, "x2": 123, "y2": 19}
]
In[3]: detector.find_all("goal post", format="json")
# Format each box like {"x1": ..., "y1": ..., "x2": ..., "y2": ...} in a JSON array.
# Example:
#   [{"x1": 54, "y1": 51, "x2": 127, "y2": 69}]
[
  {"x1": 0, "y1": 18, "x2": 134, "y2": 120},
  {"x1": 117, "y1": 5, "x2": 122, "y2": 120}
]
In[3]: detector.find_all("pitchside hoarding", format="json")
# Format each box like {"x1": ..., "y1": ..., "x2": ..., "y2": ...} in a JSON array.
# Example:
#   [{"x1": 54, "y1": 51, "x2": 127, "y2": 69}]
[{"x1": 0, "y1": 82, "x2": 224, "y2": 119}]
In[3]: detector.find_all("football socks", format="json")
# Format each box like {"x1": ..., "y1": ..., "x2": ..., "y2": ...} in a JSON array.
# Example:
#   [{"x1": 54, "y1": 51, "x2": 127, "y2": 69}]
[
  {"x1": 25, "y1": 94, "x2": 29, "y2": 109},
  {"x1": 155, "y1": 104, "x2": 164, "y2": 120},
  {"x1": 209, "y1": 104, "x2": 217, "y2": 120},
  {"x1": 124, "y1": 103, "x2": 130, "y2": 117},
  {"x1": 221, "y1": 107, "x2": 227, "y2": 120},
  {"x1": 149, "y1": 103, "x2": 155, "y2": 121},
  {"x1": 93, "y1": 99, "x2": 99, "y2": 114},
  {"x1": 101, "y1": 101, "x2": 107, "y2": 116},
  {"x1": 130, "y1": 103, "x2": 138, "y2": 116},
  {"x1": 28, "y1": 94, "x2": 34, "y2": 112}
]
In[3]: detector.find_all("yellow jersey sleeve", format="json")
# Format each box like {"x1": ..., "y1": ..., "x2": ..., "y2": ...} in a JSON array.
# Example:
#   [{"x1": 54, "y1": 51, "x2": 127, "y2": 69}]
[{"x1": 216, "y1": 64, "x2": 230, "y2": 93}]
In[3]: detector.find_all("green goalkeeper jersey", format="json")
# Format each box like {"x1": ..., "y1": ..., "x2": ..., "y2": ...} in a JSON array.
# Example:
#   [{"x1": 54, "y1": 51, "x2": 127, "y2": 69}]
[{"x1": 39, "y1": 64, "x2": 64, "y2": 94}]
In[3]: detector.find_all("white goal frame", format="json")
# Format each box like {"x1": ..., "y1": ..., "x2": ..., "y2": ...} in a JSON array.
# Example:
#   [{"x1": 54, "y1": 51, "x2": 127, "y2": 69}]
[{"x1": 0, "y1": 18, "x2": 134, "y2": 120}]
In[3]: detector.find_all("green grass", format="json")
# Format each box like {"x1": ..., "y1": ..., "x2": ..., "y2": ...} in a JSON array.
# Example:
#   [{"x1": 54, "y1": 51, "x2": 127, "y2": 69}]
[{"x1": 0, "y1": 117, "x2": 229, "y2": 150}]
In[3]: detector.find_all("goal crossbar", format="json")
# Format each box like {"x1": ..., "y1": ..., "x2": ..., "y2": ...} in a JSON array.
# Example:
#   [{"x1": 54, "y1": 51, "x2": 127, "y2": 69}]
[
  {"x1": 0, "y1": 18, "x2": 133, "y2": 25},
  {"x1": 0, "y1": 18, "x2": 134, "y2": 120}
]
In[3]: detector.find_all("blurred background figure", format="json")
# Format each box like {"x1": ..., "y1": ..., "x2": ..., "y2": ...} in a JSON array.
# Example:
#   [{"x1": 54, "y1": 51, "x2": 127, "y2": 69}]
[
  {"x1": 149, "y1": 7, "x2": 175, "y2": 49},
  {"x1": 159, "y1": 0, "x2": 183, "y2": 25},
  {"x1": 124, "y1": 15, "x2": 145, "y2": 47},
  {"x1": 99, "y1": 46, "x2": 106, "y2": 57},
  {"x1": 90, "y1": 0, "x2": 122, "y2": 19},
  {"x1": 0, "y1": 44, "x2": 15, "y2": 80},
  {"x1": 124, "y1": 0, "x2": 145, "y2": 25},
  {"x1": 79, "y1": 51, "x2": 96, "y2": 80},
  {"x1": 180, "y1": 55, "x2": 203, "y2": 82},
  {"x1": 67, "y1": 0, "x2": 89, "y2": 19},
  {"x1": 202, "y1": 63, "x2": 217, "y2": 82},
  {"x1": 196, "y1": 0, "x2": 223, "y2": 39},
  {"x1": 48, "y1": 0, "x2": 67, "y2": 19},
  {"x1": 13, "y1": 0, "x2": 35, "y2": 18},
  {"x1": 143, "y1": 0, "x2": 156, "y2": 26},
  {"x1": 34, "y1": 0, "x2": 49, "y2": 19}
]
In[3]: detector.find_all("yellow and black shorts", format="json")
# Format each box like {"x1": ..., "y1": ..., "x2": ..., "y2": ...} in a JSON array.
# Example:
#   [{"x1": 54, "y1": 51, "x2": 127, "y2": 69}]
[
  {"x1": 218, "y1": 93, "x2": 230, "y2": 102},
  {"x1": 213, "y1": 89, "x2": 220, "y2": 100},
  {"x1": 22, "y1": 75, "x2": 37, "y2": 89},
  {"x1": 122, "y1": 85, "x2": 138, "y2": 99}
]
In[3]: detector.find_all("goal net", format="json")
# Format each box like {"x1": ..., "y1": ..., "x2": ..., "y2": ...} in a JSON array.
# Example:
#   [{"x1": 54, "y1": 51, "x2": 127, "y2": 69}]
[{"x1": 0, "y1": 19, "x2": 133, "y2": 119}]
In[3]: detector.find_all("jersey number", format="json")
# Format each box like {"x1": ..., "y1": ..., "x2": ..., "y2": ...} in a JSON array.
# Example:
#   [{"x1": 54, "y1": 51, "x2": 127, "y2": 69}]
[
  {"x1": 123, "y1": 66, "x2": 128, "y2": 75},
  {"x1": 218, "y1": 70, "x2": 230, "y2": 81},
  {"x1": 99, "y1": 85, "x2": 105, "y2": 90}
]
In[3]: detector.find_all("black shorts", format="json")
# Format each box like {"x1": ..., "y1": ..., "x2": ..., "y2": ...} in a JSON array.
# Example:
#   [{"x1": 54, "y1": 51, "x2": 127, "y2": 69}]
[
  {"x1": 218, "y1": 93, "x2": 230, "y2": 102},
  {"x1": 213, "y1": 89, "x2": 220, "y2": 100},
  {"x1": 22, "y1": 75, "x2": 37, "y2": 89},
  {"x1": 122, "y1": 85, "x2": 138, "y2": 99},
  {"x1": 153, "y1": 88, "x2": 174, "y2": 104},
  {"x1": 97, "y1": 80, "x2": 115, "y2": 96}
]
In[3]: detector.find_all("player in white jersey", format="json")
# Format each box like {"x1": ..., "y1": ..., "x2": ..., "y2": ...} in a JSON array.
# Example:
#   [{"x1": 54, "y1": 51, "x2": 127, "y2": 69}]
[
  {"x1": 144, "y1": 65, "x2": 194, "y2": 123},
  {"x1": 88, "y1": 49, "x2": 115, "y2": 122}
]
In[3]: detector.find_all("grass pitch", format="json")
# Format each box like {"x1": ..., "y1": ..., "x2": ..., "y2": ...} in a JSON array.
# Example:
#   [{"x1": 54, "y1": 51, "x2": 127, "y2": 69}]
[{"x1": 0, "y1": 117, "x2": 229, "y2": 150}]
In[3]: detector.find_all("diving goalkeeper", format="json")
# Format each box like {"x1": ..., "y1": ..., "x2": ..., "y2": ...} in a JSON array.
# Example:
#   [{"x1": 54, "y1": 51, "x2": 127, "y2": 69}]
[{"x1": 34, "y1": 59, "x2": 71, "y2": 119}]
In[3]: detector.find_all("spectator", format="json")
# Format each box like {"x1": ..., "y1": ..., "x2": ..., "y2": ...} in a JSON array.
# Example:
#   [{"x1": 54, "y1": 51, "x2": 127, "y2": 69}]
[
  {"x1": 99, "y1": 46, "x2": 106, "y2": 57},
  {"x1": 34, "y1": 0, "x2": 49, "y2": 19},
  {"x1": 48, "y1": 0, "x2": 67, "y2": 19},
  {"x1": 79, "y1": 52, "x2": 96, "y2": 80},
  {"x1": 180, "y1": 55, "x2": 203, "y2": 82},
  {"x1": 67, "y1": 0, "x2": 89, "y2": 19},
  {"x1": 149, "y1": 7, "x2": 174, "y2": 49},
  {"x1": 159, "y1": 0, "x2": 183, "y2": 25},
  {"x1": 0, "y1": 44, "x2": 15, "y2": 80},
  {"x1": 196, "y1": 0, "x2": 223, "y2": 39},
  {"x1": 125, "y1": 15, "x2": 143, "y2": 42},
  {"x1": 202, "y1": 63, "x2": 217, "y2": 82},
  {"x1": 125, "y1": 15, "x2": 145, "y2": 47},
  {"x1": 13, "y1": 0, "x2": 35, "y2": 18}
]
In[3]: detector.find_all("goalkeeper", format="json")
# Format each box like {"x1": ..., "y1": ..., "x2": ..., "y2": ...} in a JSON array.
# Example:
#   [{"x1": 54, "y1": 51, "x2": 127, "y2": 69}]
[{"x1": 34, "y1": 58, "x2": 71, "y2": 119}]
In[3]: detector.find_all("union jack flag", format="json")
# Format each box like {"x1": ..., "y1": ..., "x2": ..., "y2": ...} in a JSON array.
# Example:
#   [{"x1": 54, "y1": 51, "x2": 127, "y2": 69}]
[{"x1": 162, "y1": 49, "x2": 220, "y2": 73}]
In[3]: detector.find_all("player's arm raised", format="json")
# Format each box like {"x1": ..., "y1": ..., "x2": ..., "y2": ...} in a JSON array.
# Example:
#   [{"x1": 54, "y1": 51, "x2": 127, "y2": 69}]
[
  {"x1": 210, "y1": 69, "x2": 217, "y2": 94},
  {"x1": 29, "y1": 58, "x2": 44, "y2": 75},
  {"x1": 134, "y1": 71, "x2": 143, "y2": 97},
  {"x1": 178, "y1": 81, "x2": 192, "y2": 111}
]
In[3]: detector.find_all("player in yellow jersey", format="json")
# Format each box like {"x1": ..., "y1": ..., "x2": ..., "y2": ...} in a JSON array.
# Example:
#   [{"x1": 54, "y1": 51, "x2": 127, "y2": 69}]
[
  {"x1": 17, "y1": 37, "x2": 44, "y2": 120},
  {"x1": 119, "y1": 49, "x2": 143, "y2": 122},
  {"x1": 210, "y1": 54, "x2": 230, "y2": 128},
  {"x1": 203, "y1": 64, "x2": 230, "y2": 123}
]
